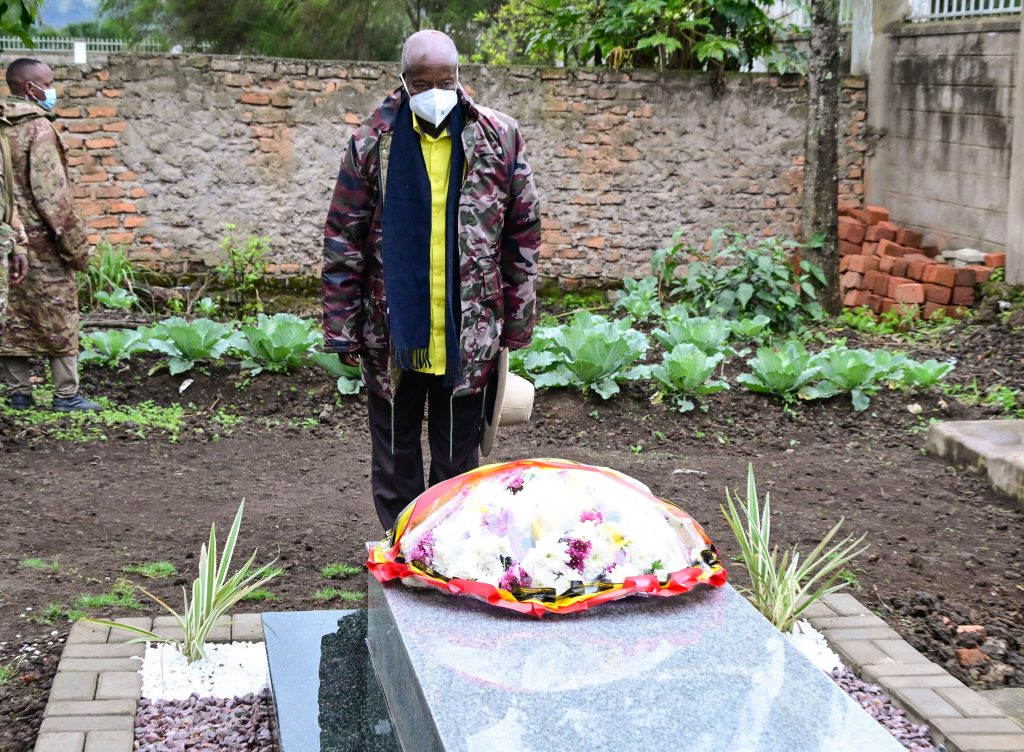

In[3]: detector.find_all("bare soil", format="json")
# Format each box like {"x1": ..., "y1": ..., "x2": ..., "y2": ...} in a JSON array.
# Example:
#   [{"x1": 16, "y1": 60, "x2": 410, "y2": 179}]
[{"x1": 1, "y1": 317, "x2": 1022, "y2": 752}]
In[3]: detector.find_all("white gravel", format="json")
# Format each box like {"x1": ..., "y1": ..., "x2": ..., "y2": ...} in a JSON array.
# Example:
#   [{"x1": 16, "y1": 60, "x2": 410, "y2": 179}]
[
  {"x1": 786, "y1": 619, "x2": 845, "y2": 673},
  {"x1": 140, "y1": 642, "x2": 269, "y2": 701}
]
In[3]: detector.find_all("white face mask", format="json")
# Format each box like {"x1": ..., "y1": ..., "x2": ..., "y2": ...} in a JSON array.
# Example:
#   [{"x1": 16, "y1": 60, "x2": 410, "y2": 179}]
[{"x1": 402, "y1": 76, "x2": 458, "y2": 128}]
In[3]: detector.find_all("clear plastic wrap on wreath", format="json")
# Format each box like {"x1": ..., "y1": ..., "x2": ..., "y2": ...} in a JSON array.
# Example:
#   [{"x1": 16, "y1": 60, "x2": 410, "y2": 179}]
[{"x1": 367, "y1": 459, "x2": 727, "y2": 616}]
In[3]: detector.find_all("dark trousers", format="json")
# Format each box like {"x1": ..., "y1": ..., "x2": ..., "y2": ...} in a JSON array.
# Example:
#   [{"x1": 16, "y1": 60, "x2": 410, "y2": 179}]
[{"x1": 367, "y1": 370, "x2": 485, "y2": 531}]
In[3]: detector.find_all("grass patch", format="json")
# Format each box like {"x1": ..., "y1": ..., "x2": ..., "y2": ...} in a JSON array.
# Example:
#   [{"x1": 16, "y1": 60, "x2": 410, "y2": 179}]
[
  {"x1": 122, "y1": 561, "x2": 177, "y2": 579},
  {"x1": 74, "y1": 579, "x2": 143, "y2": 611},
  {"x1": 312, "y1": 587, "x2": 365, "y2": 603},
  {"x1": 319, "y1": 563, "x2": 362, "y2": 579},
  {"x1": 239, "y1": 588, "x2": 277, "y2": 602},
  {"x1": 1, "y1": 393, "x2": 186, "y2": 442},
  {"x1": 0, "y1": 657, "x2": 26, "y2": 686},
  {"x1": 20, "y1": 557, "x2": 59, "y2": 572},
  {"x1": 27, "y1": 603, "x2": 66, "y2": 625}
]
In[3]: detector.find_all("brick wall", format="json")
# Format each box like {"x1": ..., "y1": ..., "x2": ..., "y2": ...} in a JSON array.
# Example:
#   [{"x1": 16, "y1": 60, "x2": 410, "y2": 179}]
[
  {"x1": 876, "y1": 19, "x2": 1019, "y2": 255},
  {"x1": 0, "y1": 54, "x2": 867, "y2": 287}
]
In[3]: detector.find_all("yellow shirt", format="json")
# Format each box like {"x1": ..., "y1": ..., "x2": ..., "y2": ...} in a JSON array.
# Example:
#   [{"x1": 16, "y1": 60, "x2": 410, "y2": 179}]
[{"x1": 412, "y1": 114, "x2": 451, "y2": 375}]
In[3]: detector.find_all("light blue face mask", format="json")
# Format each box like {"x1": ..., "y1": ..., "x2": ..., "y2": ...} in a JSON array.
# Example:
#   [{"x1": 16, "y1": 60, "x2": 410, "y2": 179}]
[{"x1": 29, "y1": 83, "x2": 57, "y2": 111}]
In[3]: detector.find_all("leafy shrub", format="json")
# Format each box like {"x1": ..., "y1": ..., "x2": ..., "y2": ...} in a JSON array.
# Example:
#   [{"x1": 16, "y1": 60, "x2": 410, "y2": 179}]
[
  {"x1": 235, "y1": 314, "x2": 319, "y2": 375},
  {"x1": 80, "y1": 329, "x2": 149, "y2": 367},
  {"x1": 217, "y1": 223, "x2": 269, "y2": 312},
  {"x1": 651, "y1": 344, "x2": 728, "y2": 413},
  {"x1": 143, "y1": 317, "x2": 241, "y2": 375},
  {"x1": 736, "y1": 341, "x2": 821, "y2": 404},
  {"x1": 653, "y1": 229, "x2": 826, "y2": 334},
  {"x1": 537, "y1": 311, "x2": 649, "y2": 399},
  {"x1": 94, "y1": 287, "x2": 138, "y2": 311},
  {"x1": 307, "y1": 351, "x2": 363, "y2": 395},
  {"x1": 721, "y1": 465, "x2": 868, "y2": 633},
  {"x1": 86, "y1": 500, "x2": 279, "y2": 663},
  {"x1": 613, "y1": 277, "x2": 661, "y2": 322}
]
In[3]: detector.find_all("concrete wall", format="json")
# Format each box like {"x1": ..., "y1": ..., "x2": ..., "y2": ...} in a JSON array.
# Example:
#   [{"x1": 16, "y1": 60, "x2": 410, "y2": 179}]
[
  {"x1": 870, "y1": 18, "x2": 1019, "y2": 255},
  {"x1": 1, "y1": 54, "x2": 868, "y2": 287}
]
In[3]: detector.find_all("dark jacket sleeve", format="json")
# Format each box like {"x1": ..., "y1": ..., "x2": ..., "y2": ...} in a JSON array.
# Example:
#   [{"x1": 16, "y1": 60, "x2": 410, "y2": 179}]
[
  {"x1": 499, "y1": 126, "x2": 541, "y2": 350},
  {"x1": 322, "y1": 135, "x2": 374, "y2": 353}
]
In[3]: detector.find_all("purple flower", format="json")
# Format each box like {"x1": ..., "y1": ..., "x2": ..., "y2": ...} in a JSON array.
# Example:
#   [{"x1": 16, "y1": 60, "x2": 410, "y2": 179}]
[
  {"x1": 507, "y1": 478, "x2": 525, "y2": 495},
  {"x1": 499, "y1": 562, "x2": 532, "y2": 591},
  {"x1": 408, "y1": 532, "x2": 434, "y2": 564},
  {"x1": 481, "y1": 508, "x2": 511, "y2": 537},
  {"x1": 564, "y1": 537, "x2": 592, "y2": 573},
  {"x1": 579, "y1": 509, "x2": 603, "y2": 523}
]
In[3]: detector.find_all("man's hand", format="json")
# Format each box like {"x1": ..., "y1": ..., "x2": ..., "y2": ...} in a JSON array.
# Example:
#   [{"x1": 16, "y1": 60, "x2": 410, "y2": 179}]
[
  {"x1": 10, "y1": 253, "x2": 27, "y2": 286},
  {"x1": 338, "y1": 352, "x2": 360, "y2": 368}
]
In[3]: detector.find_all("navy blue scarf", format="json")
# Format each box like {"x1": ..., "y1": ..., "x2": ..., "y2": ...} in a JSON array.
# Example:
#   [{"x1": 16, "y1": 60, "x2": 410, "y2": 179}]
[{"x1": 381, "y1": 97, "x2": 465, "y2": 387}]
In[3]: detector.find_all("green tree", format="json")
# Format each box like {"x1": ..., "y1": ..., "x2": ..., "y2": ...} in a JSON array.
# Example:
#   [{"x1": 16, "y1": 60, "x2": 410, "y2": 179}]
[
  {"x1": 474, "y1": 0, "x2": 797, "y2": 77},
  {"x1": 1, "y1": 0, "x2": 43, "y2": 45},
  {"x1": 98, "y1": 0, "x2": 497, "y2": 60}
]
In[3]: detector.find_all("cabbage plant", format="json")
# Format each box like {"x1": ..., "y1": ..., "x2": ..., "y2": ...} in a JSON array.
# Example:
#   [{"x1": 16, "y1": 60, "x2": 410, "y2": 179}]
[
  {"x1": 308, "y1": 351, "x2": 363, "y2": 395},
  {"x1": 80, "y1": 329, "x2": 149, "y2": 367},
  {"x1": 143, "y1": 317, "x2": 242, "y2": 375},
  {"x1": 236, "y1": 313, "x2": 319, "y2": 374},
  {"x1": 736, "y1": 341, "x2": 821, "y2": 404},
  {"x1": 651, "y1": 343, "x2": 728, "y2": 412},
  {"x1": 94, "y1": 287, "x2": 138, "y2": 311},
  {"x1": 899, "y1": 358, "x2": 955, "y2": 390},
  {"x1": 613, "y1": 276, "x2": 661, "y2": 322},
  {"x1": 652, "y1": 315, "x2": 731, "y2": 356},
  {"x1": 539, "y1": 311, "x2": 649, "y2": 400},
  {"x1": 799, "y1": 347, "x2": 893, "y2": 411}
]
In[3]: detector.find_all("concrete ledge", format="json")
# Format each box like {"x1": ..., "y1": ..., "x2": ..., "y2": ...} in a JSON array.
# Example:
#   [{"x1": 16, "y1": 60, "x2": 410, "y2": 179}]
[
  {"x1": 926, "y1": 420, "x2": 1024, "y2": 507},
  {"x1": 33, "y1": 614, "x2": 266, "y2": 752},
  {"x1": 814, "y1": 594, "x2": 1024, "y2": 752}
]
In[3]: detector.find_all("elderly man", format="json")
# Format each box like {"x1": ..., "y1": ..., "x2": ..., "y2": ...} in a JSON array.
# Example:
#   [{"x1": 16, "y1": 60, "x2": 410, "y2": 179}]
[
  {"x1": 0, "y1": 58, "x2": 98, "y2": 411},
  {"x1": 322, "y1": 30, "x2": 541, "y2": 531}
]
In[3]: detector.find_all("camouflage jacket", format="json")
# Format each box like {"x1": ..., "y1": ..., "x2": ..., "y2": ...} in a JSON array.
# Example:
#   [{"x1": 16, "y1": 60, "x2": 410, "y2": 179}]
[
  {"x1": 0, "y1": 98, "x2": 88, "y2": 357},
  {"x1": 322, "y1": 89, "x2": 541, "y2": 400}
]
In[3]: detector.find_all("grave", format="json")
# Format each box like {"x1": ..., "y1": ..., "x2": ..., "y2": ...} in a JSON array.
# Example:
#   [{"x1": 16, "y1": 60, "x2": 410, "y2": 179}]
[{"x1": 264, "y1": 571, "x2": 906, "y2": 751}]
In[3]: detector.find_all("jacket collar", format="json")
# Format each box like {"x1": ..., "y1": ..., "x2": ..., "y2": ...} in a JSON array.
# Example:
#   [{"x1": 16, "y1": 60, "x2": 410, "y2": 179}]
[{"x1": 2, "y1": 96, "x2": 55, "y2": 123}]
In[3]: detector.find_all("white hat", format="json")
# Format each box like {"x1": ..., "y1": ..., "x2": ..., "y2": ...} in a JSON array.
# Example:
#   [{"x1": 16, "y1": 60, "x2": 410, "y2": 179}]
[{"x1": 480, "y1": 348, "x2": 534, "y2": 457}]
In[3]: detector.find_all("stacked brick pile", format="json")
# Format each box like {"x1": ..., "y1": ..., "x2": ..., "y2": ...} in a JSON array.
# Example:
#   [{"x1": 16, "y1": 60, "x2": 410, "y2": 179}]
[{"x1": 837, "y1": 204, "x2": 1006, "y2": 318}]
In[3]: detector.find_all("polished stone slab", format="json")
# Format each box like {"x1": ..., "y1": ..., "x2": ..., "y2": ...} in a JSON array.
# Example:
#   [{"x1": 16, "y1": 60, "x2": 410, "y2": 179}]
[
  {"x1": 262, "y1": 610, "x2": 399, "y2": 752},
  {"x1": 367, "y1": 576, "x2": 906, "y2": 752}
]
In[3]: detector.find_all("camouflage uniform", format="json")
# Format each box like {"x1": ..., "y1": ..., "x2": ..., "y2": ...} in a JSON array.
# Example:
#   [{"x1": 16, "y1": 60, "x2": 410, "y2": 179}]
[
  {"x1": 0, "y1": 98, "x2": 88, "y2": 398},
  {"x1": 322, "y1": 88, "x2": 541, "y2": 401},
  {"x1": 0, "y1": 221, "x2": 28, "y2": 332}
]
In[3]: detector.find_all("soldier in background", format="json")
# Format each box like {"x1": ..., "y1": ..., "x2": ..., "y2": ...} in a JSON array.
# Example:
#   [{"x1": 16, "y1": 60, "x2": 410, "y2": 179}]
[
  {"x1": 321, "y1": 30, "x2": 540, "y2": 531},
  {"x1": 0, "y1": 58, "x2": 100, "y2": 411}
]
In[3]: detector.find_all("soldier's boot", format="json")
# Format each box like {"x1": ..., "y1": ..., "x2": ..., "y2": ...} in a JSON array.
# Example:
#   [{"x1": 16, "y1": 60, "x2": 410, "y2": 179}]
[
  {"x1": 2, "y1": 356, "x2": 35, "y2": 409},
  {"x1": 7, "y1": 392, "x2": 36, "y2": 410},
  {"x1": 50, "y1": 355, "x2": 101, "y2": 412},
  {"x1": 51, "y1": 393, "x2": 102, "y2": 412}
]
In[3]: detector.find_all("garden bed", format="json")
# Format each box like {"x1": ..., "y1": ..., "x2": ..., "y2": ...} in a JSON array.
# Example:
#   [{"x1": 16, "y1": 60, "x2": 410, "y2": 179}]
[{"x1": 1, "y1": 315, "x2": 1022, "y2": 751}]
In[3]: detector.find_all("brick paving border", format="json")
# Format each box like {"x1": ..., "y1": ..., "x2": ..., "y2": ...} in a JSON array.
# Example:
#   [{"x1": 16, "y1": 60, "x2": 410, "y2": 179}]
[
  {"x1": 33, "y1": 614, "x2": 264, "y2": 752},
  {"x1": 809, "y1": 593, "x2": 1024, "y2": 752},
  {"x1": 35, "y1": 601, "x2": 1023, "y2": 751}
]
